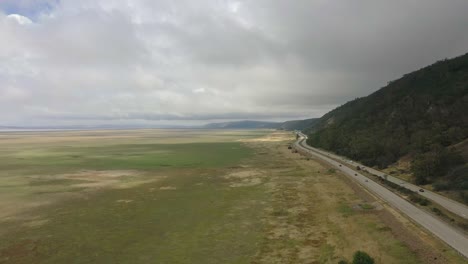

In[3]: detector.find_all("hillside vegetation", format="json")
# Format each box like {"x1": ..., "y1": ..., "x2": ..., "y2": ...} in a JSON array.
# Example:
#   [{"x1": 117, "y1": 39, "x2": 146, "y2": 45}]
[
  {"x1": 306, "y1": 53, "x2": 468, "y2": 198},
  {"x1": 278, "y1": 118, "x2": 319, "y2": 131}
]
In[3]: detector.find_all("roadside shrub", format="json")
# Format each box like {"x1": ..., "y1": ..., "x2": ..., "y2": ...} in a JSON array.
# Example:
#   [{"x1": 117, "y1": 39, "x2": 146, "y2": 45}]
[
  {"x1": 409, "y1": 194, "x2": 430, "y2": 206},
  {"x1": 432, "y1": 207, "x2": 442, "y2": 215},
  {"x1": 418, "y1": 199, "x2": 429, "y2": 206},
  {"x1": 352, "y1": 251, "x2": 374, "y2": 264}
]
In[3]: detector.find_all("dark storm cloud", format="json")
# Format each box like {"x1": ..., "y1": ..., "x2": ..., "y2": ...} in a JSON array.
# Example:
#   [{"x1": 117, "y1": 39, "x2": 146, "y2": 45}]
[{"x1": 1, "y1": 0, "x2": 468, "y2": 126}]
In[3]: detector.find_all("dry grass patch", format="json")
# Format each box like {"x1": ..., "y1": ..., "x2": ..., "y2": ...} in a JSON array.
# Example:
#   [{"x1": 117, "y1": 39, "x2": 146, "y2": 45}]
[
  {"x1": 0, "y1": 170, "x2": 162, "y2": 226},
  {"x1": 159, "y1": 186, "x2": 177, "y2": 190},
  {"x1": 28, "y1": 170, "x2": 161, "y2": 190},
  {"x1": 116, "y1": 199, "x2": 133, "y2": 203},
  {"x1": 224, "y1": 170, "x2": 266, "y2": 187},
  {"x1": 239, "y1": 131, "x2": 292, "y2": 142},
  {"x1": 249, "y1": 138, "x2": 424, "y2": 264}
]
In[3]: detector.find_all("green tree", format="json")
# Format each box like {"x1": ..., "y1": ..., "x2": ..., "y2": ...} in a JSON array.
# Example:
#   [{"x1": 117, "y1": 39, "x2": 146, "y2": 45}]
[
  {"x1": 411, "y1": 146, "x2": 464, "y2": 184},
  {"x1": 352, "y1": 251, "x2": 374, "y2": 264}
]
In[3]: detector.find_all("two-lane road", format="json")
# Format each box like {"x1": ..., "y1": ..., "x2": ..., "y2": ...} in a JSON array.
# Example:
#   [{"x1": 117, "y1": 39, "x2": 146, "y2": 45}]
[{"x1": 293, "y1": 134, "x2": 468, "y2": 258}]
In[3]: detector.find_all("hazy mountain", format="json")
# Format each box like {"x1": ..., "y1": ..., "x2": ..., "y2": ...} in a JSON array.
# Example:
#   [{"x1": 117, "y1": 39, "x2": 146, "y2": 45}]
[
  {"x1": 203, "y1": 118, "x2": 320, "y2": 130},
  {"x1": 202, "y1": 120, "x2": 280, "y2": 129}
]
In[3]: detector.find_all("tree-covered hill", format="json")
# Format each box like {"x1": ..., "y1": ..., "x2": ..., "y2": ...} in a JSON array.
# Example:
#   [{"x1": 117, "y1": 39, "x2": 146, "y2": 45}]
[
  {"x1": 306, "y1": 53, "x2": 468, "y2": 195},
  {"x1": 279, "y1": 118, "x2": 319, "y2": 131}
]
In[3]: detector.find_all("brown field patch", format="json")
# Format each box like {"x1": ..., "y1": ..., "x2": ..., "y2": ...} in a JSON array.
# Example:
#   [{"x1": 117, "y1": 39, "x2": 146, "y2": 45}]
[
  {"x1": 224, "y1": 170, "x2": 265, "y2": 187},
  {"x1": 239, "y1": 131, "x2": 292, "y2": 142},
  {"x1": 159, "y1": 186, "x2": 177, "y2": 190},
  {"x1": 0, "y1": 170, "x2": 161, "y2": 225}
]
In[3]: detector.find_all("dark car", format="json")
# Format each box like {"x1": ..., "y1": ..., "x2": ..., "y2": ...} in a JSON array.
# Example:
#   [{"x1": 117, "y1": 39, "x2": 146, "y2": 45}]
[{"x1": 419, "y1": 189, "x2": 424, "y2": 192}]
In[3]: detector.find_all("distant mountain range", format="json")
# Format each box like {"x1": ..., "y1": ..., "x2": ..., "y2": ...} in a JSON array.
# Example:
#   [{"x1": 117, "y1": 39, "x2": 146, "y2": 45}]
[
  {"x1": 0, "y1": 119, "x2": 320, "y2": 131},
  {"x1": 202, "y1": 120, "x2": 279, "y2": 129},
  {"x1": 202, "y1": 118, "x2": 319, "y2": 130}
]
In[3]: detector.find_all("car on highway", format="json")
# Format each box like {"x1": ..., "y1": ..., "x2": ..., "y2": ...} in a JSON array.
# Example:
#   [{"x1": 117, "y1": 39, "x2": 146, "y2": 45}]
[{"x1": 419, "y1": 189, "x2": 425, "y2": 192}]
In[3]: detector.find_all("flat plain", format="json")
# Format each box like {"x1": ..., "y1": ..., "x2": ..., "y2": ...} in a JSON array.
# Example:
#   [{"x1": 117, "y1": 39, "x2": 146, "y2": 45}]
[{"x1": 0, "y1": 129, "x2": 464, "y2": 263}]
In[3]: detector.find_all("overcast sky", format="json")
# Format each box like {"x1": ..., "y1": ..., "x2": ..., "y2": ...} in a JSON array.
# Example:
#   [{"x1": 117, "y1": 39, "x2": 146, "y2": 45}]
[{"x1": 1, "y1": 0, "x2": 468, "y2": 127}]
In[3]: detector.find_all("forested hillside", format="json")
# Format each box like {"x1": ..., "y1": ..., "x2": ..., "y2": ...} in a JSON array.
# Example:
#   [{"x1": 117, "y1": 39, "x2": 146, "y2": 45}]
[
  {"x1": 306, "y1": 53, "x2": 468, "y2": 196},
  {"x1": 279, "y1": 118, "x2": 319, "y2": 131}
]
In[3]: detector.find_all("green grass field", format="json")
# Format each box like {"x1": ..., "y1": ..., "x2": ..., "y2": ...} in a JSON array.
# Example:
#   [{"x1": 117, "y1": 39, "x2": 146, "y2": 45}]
[
  {"x1": 2, "y1": 171, "x2": 266, "y2": 263},
  {"x1": 0, "y1": 129, "x2": 263, "y2": 175},
  {"x1": 0, "y1": 142, "x2": 251, "y2": 173},
  {"x1": 0, "y1": 129, "x2": 269, "y2": 263}
]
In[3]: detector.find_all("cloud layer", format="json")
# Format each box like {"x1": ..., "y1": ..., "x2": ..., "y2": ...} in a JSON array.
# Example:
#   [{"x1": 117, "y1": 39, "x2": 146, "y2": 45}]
[{"x1": 1, "y1": 0, "x2": 468, "y2": 126}]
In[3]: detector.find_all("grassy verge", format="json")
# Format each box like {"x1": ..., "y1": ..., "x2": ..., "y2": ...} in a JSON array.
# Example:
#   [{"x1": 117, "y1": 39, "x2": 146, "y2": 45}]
[{"x1": 369, "y1": 173, "x2": 468, "y2": 232}]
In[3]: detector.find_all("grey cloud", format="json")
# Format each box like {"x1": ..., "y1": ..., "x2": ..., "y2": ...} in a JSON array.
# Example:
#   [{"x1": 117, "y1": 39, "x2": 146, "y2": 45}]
[
  {"x1": 32, "y1": 11, "x2": 147, "y2": 67},
  {"x1": 1, "y1": 1, "x2": 468, "y2": 126},
  {"x1": 163, "y1": 15, "x2": 284, "y2": 66}
]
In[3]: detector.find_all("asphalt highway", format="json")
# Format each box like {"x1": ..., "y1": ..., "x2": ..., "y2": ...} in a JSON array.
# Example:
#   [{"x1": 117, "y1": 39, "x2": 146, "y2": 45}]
[
  {"x1": 296, "y1": 132, "x2": 468, "y2": 220},
  {"x1": 293, "y1": 134, "x2": 468, "y2": 258}
]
